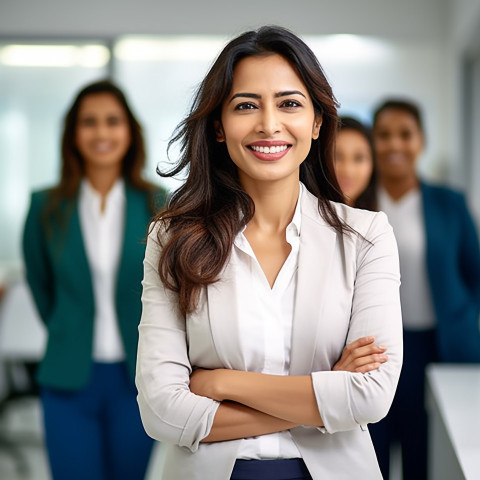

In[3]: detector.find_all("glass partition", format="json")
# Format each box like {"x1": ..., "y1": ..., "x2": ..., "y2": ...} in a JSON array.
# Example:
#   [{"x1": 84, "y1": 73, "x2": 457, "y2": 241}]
[{"x1": 0, "y1": 42, "x2": 109, "y2": 275}]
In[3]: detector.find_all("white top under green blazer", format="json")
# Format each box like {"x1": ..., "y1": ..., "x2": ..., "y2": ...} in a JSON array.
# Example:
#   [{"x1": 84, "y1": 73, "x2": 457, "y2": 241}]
[{"x1": 136, "y1": 186, "x2": 402, "y2": 480}]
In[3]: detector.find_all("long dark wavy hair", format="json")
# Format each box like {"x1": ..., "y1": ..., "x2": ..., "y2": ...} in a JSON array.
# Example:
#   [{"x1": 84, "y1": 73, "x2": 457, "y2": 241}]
[
  {"x1": 43, "y1": 79, "x2": 156, "y2": 230},
  {"x1": 155, "y1": 25, "x2": 349, "y2": 316},
  {"x1": 338, "y1": 116, "x2": 378, "y2": 211}
]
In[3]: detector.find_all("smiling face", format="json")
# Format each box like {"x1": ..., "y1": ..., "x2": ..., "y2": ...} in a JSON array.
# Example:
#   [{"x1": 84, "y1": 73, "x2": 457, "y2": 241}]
[
  {"x1": 75, "y1": 92, "x2": 131, "y2": 175},
  {"x1": 216, "y1": 54, "x2": 321, "y2": 190},
  {"x1": 373, "y1": 108, "x2": 423, "y2": 184},
  {"x1": 334, "y1": 129, "x2": 374, "y2": 206}
]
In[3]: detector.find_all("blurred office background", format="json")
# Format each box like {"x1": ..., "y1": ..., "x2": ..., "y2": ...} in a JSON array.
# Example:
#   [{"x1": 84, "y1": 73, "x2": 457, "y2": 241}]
[{"x1": 0, "y1": 1, "x2": 479, "y2": 479}]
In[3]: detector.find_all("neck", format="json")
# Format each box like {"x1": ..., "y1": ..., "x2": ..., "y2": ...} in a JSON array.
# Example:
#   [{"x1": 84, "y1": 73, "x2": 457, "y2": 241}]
[
  {"x1": 242, "y1": 177, "x2": 300, "y2": 234},
  {"x1": 85, "y1": 167, "x2": 122, "y2": 197},
  {"x1": 84, "y1": 166, "x2": 122, "y2": 211},
  {"x1": 381, "y1": 175, "x2": 419, "y2": 201}
]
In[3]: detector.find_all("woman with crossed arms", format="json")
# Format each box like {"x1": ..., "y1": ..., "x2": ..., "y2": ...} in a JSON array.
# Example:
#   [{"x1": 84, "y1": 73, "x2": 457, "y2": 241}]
[{"x1": 136, "y1": 26, "x2": 402, "y2": 480}]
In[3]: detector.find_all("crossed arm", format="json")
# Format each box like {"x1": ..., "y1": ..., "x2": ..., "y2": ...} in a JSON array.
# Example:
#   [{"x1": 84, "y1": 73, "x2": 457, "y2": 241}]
[{"x1": 190, "y1": 336, "x2": 388, "y2": 442}]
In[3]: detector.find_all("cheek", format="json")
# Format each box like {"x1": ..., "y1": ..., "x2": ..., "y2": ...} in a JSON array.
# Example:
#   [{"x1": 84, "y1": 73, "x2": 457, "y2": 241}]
[
  {"x1": 354, "y1": 163, "x2": 373, "y2": 183},
  {"x1": 74, "y1": 129, "x2": 87, "y2": 151},
  {"x1": 117, "y1": 126, "x2": 132, "y2": 145}
]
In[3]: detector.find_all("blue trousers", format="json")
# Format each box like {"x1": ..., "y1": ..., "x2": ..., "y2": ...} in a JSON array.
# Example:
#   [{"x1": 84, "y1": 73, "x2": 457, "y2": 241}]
[
  {"x1": 369, "y1": 329, "x2": 437, "y2": 480},
  {"x1": 231, "y1": 458, "x2": 313, "y2": 480},
  {"x1": 41, "y1": 362, "x2": 154, "y2": 480}
]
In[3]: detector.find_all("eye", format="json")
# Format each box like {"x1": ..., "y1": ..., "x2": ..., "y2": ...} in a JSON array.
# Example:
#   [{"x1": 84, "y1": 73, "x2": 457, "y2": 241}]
[
  {"x1": 400, "y1": 130, "x2": 413, "y2": 141},
  {"x1": 280, "y1": 99, "x2": 301, "y2": 109},
  {"x1": 79, "y1": 117, "x2": 96, "y2": 127},
  {"x1": 354, "y1": 154, "x2": 368, "y2": 164},
  {"x1": 234, "y1": 102, "x2": 257, "y2": 111},
  {"x1": 107, "y1": 116, "x2": 123, "y2": 126},
  {"x1": 375, "y1": 130, "x2": 389, "y2": 140}
]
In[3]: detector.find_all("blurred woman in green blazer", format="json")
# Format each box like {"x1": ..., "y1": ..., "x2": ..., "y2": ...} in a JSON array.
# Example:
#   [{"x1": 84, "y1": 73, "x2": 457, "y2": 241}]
[{"x1": 23, "y1": 80, "x2": 167, "y2": 480}]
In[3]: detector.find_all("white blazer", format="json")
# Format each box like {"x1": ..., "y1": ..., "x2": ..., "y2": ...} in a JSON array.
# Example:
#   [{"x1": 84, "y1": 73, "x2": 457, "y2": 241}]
[{"x1": 136, "y1": 188, "x2": 402, "y2": 480}]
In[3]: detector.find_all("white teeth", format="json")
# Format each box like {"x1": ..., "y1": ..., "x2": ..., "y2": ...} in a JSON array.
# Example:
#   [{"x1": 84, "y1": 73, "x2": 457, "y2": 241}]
[{"x1": 251, "y1": 145, "x2": 288, "y2": 153}]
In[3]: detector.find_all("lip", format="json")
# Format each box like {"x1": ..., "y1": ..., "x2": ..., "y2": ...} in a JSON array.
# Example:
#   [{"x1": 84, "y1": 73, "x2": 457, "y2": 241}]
[
  {"x1": 247, "y1": 140, "x2": 292, "y2": 161},
  {"x1": 90, "y1": 142, "x2": 115, "y2": 153},
  {"x1": 248, "y1": 141, "x2": 290, "y2": 147}
]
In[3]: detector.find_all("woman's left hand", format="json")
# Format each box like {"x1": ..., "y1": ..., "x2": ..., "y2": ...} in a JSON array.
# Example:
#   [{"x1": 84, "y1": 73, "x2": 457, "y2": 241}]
[{"x1": 332, "y1": 336, "x2": 388, "y2": 373}]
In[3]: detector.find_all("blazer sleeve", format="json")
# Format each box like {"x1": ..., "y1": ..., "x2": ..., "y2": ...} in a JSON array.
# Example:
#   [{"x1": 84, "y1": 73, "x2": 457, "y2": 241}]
[
  {"x1": 135, "y1": 224, "x2": 220, "y2": 451},
  {"x1": 22, "y1": 192, "x2": 54, "y2": 324},
  {"x1": 311, "y1": 212, "x2": 403, "y2": 433},
  {"x1": 457, "y1": 194, "x2": 480, "y2": 305}
]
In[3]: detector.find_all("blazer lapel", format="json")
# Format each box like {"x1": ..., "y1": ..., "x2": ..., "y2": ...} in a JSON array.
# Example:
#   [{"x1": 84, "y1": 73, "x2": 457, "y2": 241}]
[
  {"x1": 59, "y1": 199, "x2": 95, "y2": 308},
  {"x1": 207, "y1": 258, "x2": 247, "y2": 371},
  {"x1": 116, "y1": 186, "x2": 146, "y2": 299},
  {"x1": 289, "y1": 192, "x2": 338, "y2": 375}
]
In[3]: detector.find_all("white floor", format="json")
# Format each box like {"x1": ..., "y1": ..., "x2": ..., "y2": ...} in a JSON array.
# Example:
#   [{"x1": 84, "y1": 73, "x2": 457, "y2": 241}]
[{"x1": 0, "y1": 398, "x2": 401, "y2": 480}]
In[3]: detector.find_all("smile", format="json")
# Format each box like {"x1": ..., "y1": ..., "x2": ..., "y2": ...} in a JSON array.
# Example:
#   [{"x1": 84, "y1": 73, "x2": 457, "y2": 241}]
[
  {"x1": 247, "y1": 142, "x2": 291, "y2": 161},
  {"x1": 250, "y1": 145, "x2": 288, "y2": 154}
]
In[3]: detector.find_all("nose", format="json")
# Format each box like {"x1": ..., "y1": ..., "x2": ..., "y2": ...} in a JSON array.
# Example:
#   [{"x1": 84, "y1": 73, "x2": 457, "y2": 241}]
[
  {"x1": 89, "y1": 121, "x2": 110, "y2": 138},
  {"x1": 256, "y1": 106, "x2": 281, "y2": 136}
]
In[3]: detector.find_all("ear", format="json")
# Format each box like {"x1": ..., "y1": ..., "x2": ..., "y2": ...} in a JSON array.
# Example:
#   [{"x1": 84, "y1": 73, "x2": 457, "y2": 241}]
[
  {"x1": 214, "y1": 120, "x2": 225, "y2": 142},
  {"x1": 312, "y1": 115, "x2": 322, "y2": 140}
]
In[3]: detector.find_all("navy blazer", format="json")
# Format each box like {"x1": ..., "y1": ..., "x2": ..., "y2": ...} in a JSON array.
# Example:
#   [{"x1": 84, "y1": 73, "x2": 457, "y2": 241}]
[{"x1": 422, "y1": 182, "x2": 480, "y2": 362}]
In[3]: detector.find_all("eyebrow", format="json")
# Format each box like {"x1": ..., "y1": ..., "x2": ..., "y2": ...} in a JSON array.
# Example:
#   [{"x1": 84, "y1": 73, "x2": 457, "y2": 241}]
[{"x1": 229, "y1": 90, "x2": 306, "y2": 103}]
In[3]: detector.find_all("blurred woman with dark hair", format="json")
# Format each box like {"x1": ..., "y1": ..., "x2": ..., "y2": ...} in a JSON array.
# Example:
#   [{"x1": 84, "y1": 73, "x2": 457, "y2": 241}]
[
  {"x1": 335, "y1": 116, "x2": 377, "y2": 211},
  {"x1": 23, "y1": 80, "x2": 166, "y2": 480},
  {"x1": 369, "y1": 98, "x2": 480, "y2": 480},
  {"x1": 136, "y1": 26, "x2": 402, "y2": 479}
]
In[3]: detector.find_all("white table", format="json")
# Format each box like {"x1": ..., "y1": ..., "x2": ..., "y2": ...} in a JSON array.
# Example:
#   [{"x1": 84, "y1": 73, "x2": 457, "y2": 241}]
[
  {"x1": 426, "y1": 364, "x2": 480, "y2": 480},
  {"x1": 0, "y1": 279, "x2": 46, "y2": 361}
]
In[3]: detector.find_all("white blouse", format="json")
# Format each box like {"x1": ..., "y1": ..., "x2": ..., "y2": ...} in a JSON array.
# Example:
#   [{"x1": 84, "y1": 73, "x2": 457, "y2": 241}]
[
  {"x1": 378, "y1": 187, "x2": 435, "y2": 330},
  {"x1": 79, "y1": 178, "x2": 126, "y2": 361},
  {"x1": 233, "y1": 184, "x2": 303, "y2": 459}
]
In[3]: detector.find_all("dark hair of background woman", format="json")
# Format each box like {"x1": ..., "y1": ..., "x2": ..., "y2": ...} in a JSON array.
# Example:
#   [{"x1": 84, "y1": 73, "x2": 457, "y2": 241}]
[
  {"x1": 338, "y1": 116, "x2": 378, "y2": 211},
  {"x1": 155, "y1": 25, "x2": 350, "y2": 316},
  {"x1": 373, "y1": 98, "x2": 424, "y2": 135},
  {"x1": 43, "y1": 79, "x2": 156, "y2": 229}
]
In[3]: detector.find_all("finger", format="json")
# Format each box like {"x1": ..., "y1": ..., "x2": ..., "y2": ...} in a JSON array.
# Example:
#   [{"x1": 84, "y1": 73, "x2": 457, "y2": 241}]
[
  {"x1": 346, "y1": 336, "x2": 376, "y2": 350},
  {"x1": 353, "y1": 354, "x2": 388, "y2": 370},
  {"x1": 349, "y1": 344, "x2": 387, "y2": 360},
  {"x1": 355, "y1": 362, "x2": 382, "y2": 374}
]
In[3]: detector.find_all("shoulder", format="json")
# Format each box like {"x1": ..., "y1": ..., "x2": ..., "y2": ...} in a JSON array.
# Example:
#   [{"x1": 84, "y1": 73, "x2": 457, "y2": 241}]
[
  {"x1": 333, "y1": 201, "x2": 391, "y2": 240},
  {"x1": 421, "y1": 181, "x2": 466, "y2": 205},
  {"x1": 126, "y1": 182, "x2": 169, "y2": 213},
  {"x1": 301, "y1": 188, "x2": 391, "y2": 243},
  {"x1": 30, "y1": 187, "x2": 55, "y2": 205},
  {"x1": 26, "y1": 187, "x2": 61, "y2": 217}
]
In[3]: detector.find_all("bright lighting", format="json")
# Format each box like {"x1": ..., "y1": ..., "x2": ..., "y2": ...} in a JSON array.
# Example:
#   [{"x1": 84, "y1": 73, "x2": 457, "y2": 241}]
[
  {"x1": 114, "y1": 36, "x2": 226, "y2": 62},
  {"x1": 0, "y1": 44, "x2": 110, "y2": 67},
  {"x1": 306, "y1": 34, "x2": 392, "y2": 65}
]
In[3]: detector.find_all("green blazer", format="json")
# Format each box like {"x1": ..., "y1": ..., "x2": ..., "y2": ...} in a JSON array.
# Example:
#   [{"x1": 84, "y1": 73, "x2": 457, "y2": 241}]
[{"x1": 22, "y1": 183, "x2": 166, "y2": 390}]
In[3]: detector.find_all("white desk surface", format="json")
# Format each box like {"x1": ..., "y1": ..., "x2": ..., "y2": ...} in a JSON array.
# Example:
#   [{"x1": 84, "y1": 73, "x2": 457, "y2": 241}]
[
  {"x1": 0, "y1": 280, "x2": 46, "y2": 360},
  {"x1": 426, "y1": 364, "x2": 480, "y2": 479}
]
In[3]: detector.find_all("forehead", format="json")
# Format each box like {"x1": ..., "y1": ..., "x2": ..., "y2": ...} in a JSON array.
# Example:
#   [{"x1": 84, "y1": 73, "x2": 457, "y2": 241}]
[
  {"x1": 230, "y1": 53, "x2": 307, "y2": 92},
  {"x1": 78, "y1": 92, "x2": 125, "y2": 115},
  {"x1": 337, "y1": 129, "x2": 372, "y2": 151},
  {"x1": 376, "y1": 108, "x2": 420, "y2": 130}
]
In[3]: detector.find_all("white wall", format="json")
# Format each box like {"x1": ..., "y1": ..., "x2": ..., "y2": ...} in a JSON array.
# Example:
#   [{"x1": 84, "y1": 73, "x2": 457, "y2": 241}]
[{"x1": 1, "y1": 0, "x2": 446, "y2": 40}]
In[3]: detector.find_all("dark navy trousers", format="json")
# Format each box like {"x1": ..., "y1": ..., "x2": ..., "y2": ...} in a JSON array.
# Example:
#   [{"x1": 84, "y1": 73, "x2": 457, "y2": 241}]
[
  {"x1": 231, "y1": 458, "x2": 313, "y2": 480},
  {"x1": 369, "y1": 329, "x2": 437, "y2": 480},
  {"x1": 41, "y1": 362, "x2": 154, "y2": 480}
]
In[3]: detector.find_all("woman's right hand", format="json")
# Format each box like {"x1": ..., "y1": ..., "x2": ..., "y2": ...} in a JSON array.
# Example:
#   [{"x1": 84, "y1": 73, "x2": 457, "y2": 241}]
[{"x1": 332, "y1": 336, "x2": 388, "y2": 374}]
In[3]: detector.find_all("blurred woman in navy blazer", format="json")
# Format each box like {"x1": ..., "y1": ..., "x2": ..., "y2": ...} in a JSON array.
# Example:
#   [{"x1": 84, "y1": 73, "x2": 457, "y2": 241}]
[
  {"x1": 368, "y1": 98, "x2": 480, "y2": 480},
  {"x1": 23, "y1": 80, "x2": 166, "y2": 480}
]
